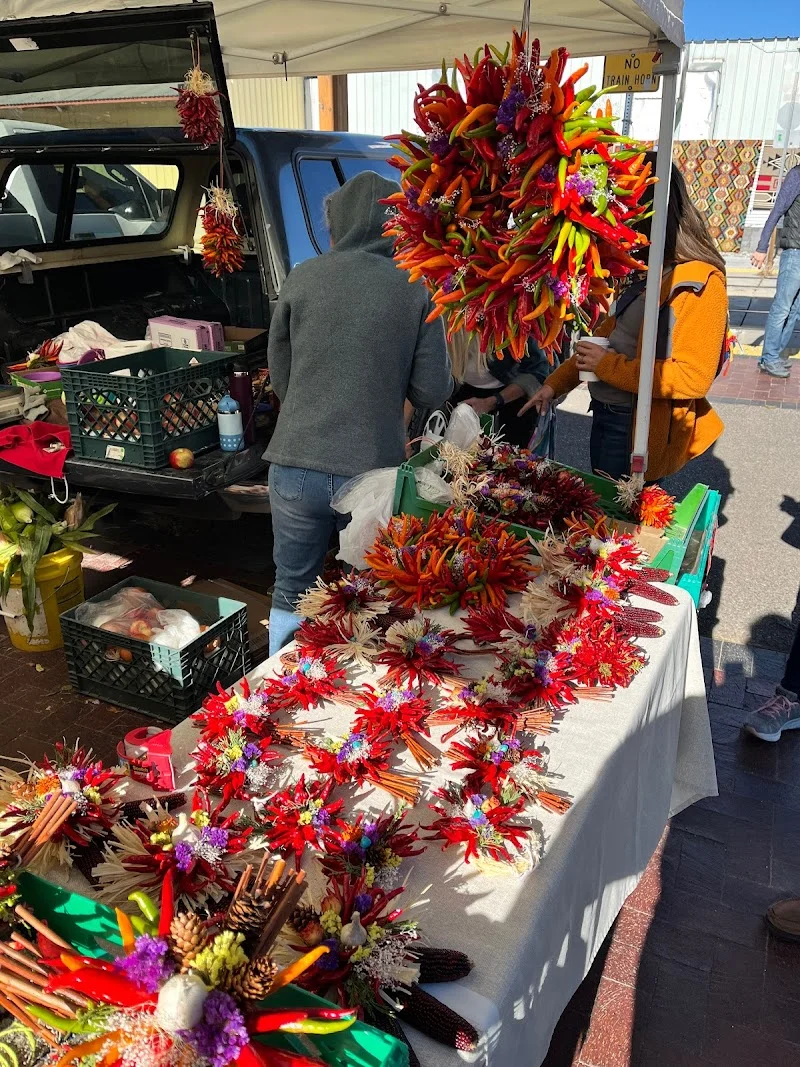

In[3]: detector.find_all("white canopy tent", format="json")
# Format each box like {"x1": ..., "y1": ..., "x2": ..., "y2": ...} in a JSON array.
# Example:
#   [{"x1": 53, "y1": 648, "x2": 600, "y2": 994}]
[{"x1": 0, "y1": 0, "x2": 686, "y2": 477}]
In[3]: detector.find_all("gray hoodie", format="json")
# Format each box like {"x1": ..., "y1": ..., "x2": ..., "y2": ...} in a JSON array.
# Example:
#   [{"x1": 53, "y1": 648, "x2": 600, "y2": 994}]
[{"x1": 265, "y1": 171, "x2": 452, "y2": 477}]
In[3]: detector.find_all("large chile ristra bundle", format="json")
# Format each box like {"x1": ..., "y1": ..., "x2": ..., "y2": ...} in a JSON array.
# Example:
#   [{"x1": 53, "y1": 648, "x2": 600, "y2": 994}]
[{"x1": 383, "y1": 32, "x2": 656, "y2": 358}]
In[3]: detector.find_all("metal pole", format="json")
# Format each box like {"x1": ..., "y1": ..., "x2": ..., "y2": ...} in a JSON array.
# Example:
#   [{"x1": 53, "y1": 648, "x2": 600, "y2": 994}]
[
  {"x1": 630, "y1": 42, "x2": 681, "y2": 479},
  {"x1": 622, "y1": 90, "x2": 633, "y2": 137}
]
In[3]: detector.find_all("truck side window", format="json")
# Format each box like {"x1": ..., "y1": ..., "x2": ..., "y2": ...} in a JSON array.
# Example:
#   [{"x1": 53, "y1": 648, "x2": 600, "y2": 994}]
[
  {"x1": 0, "y1": 164, "x2": 64, "y2": 248},
  {"x1": 297, "y1": 158, "x2": 340, "y2": 252},
  {"x1": 338, "y1": 157, "x2": 399, "y2": 185},
  {"x1": 0, "y1": 161, "x2": 179, "y2": 251}
]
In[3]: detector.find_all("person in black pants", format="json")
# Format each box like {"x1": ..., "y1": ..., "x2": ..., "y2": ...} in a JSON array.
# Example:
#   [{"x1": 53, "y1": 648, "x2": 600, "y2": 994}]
[
  {"x1": 744, "y1": 616, "x2": 800, "y2": 942},
  {"x1": 448, "y1": 331, "x2": 551, "y2": 449}
]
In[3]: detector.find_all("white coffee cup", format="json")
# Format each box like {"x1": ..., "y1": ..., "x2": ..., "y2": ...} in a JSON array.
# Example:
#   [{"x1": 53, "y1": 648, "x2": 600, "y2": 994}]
[{"x1": 578, "y1": 335, "x2": 610, "y2": 383}]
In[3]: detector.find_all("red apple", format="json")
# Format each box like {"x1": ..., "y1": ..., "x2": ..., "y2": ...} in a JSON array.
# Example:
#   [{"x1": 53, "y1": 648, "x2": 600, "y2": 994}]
[{"x1": 169, "y1": 448, "x2": 195, "y2": 469}]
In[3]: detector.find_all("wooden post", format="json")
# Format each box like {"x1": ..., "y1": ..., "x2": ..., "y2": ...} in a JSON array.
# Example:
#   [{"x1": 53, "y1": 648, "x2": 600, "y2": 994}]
[{"x1": 318, "y1": 75, "x2": 348, "y2": 131}]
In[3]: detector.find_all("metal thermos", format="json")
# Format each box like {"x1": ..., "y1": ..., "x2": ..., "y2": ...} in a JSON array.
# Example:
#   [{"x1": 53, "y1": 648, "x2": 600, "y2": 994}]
[{"x1": 229, "y1": 361, "x2": 255, "y2": 445}]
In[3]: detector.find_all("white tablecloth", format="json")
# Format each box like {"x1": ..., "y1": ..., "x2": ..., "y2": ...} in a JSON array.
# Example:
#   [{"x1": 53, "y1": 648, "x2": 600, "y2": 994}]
[{"x1": 58, "y1": 586, "x2": 716, "y2": 1067}]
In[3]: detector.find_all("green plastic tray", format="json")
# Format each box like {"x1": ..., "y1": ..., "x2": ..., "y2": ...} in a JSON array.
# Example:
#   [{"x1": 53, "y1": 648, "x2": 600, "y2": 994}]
[
  {"x1": 17, "y1": 873, "x2": 408, "y2": 1067},
  {"x1": 393, "y1": 439, "x2": 720, "y2": 607}
]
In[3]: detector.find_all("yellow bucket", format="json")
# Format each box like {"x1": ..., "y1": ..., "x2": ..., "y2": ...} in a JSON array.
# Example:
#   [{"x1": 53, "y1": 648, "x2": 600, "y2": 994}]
[{"x1": 2, "y1": 548, "x2": 84, "y2": 652}]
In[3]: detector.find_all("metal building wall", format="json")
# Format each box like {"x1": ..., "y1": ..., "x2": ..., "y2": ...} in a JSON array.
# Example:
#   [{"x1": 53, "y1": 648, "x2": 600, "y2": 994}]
[
  {"x1": 227, "y1": 77, "x2": 307, "y2": 129},
  {"x1": 346, "y1": 40, "x2": 800, "y2": 143},
  {"x1": 685, "y1": 38, "x2": 800, "y2": 141}
]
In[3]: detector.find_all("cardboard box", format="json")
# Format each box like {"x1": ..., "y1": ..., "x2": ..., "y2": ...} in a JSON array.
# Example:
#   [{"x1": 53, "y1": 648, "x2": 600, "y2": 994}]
[
  {"x1": 148, "y1": 316, "x2": 224, "y2": 352},
  {"x1": 223, "y1": 327, "x2": 267, "y2": 355}
]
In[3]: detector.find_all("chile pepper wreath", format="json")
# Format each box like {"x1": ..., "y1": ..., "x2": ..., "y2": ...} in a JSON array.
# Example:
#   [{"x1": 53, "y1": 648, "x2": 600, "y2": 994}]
[{"x1": 383, "y1": 32, "x2": 656, "y2": 357}]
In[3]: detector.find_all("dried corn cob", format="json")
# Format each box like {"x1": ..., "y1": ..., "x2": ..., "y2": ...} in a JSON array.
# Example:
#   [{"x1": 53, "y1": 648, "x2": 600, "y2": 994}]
[
  {"x1": 619, "y1": 606, "x2": 663, "y2": 624},
  {"x1": 398, "y1": 983, "x2": 479, "y2": 1051},
  {"x1": 616, "y1": 620, "x2": 664, "y2": 640},
  {"x1": 627, "y1": 581, "x2": 679, "y2": 606},
  {"x1": 415, "y1": 945, "x2": 473, "y2": 983},
  {"x1": 367, "y1": 1010, "x2": 421, "y2": 1067},
  {"x1": 635, "y1": 567, "x2": 671, "y2": 582}
]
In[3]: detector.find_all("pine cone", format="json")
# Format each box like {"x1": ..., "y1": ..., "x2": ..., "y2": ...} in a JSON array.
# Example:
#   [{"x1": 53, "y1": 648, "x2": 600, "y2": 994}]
[
  {"x1": 289, "y1": 903, "x2": 324, "y2": 946},
  {"x1": 226, "y1": 892, "x2": 268, "y2": 937},
  {"x1": 229, "y1": 956, "x2": 278, "y2": 1003},
  {"x1": 169, "y1": 912, "x2": 209, "y2": 971}
]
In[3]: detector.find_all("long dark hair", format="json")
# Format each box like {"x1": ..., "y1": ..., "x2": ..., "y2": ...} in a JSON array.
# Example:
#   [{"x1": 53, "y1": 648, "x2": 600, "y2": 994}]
[{"x1": 641, "y1": 152, "x2": 726, "y2": 274}]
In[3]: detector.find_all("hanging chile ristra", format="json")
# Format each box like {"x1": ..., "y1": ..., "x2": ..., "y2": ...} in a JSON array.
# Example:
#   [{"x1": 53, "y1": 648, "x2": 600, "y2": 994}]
[{"x1": 382, "y1": 31, "x2": 656, "y2": 359}]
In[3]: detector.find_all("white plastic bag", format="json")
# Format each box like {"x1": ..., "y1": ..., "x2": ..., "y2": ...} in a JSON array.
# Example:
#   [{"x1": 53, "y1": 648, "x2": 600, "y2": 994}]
[
  {"x1": 75, "y1": 586, "x2": 202, "y2": 649},
  {"x1": 443, "y1": 402, "x2": 482, "y2": 449},
  {"x1": 331, "y1": 467, "x2": 452, "y2": 569}
]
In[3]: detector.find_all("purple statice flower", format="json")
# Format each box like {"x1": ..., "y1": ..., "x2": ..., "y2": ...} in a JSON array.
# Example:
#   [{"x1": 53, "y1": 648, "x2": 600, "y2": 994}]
[
  {"x1": 343, "y1": 840, "x2": 366, "y2": 860},
  {"x1": 202, "y1": 826, "x2": 229, "y2": 850},
  {"x1": 498, "y1": 133, "x2": 516, "y2": 162},
  {"x1": 174, "y1": 842, "x2": 193, "y2": 871},
  {"x1": 243, "y1": 742, "x2": 261, "y2": 761},
  {"x1": 312, "y1": 806, "x2": 331, "y2": 828},
  {"x1": 318, "y1": 939, "x2": 342, "y2": 970},
  {"x1": 496, "y1": 88, "x2": 525, "y2": 129},
  {"x1": 490, "y1": 750, "x2": 505, "y2": 765},
  {"x1": 469, "y1": 794, "x2": 485, "y2": 808},
  {"x1": 546, "y1": 275, "x2": 570, "y2": 300},
  {"x1": 65, "y1": 766, "x2": 87, "y2": 782},
  {"x1": 115, "y1": 935, "x2": 176, "y2": 993},
  {"x1": 566, "y1": 173, "x2": 595, "y2": 199},
  {"x1": 337, "y1": 732, "x2": 367, "y2": 764},
  {"x1": 377, "y1": 690, "x2": 401, "y2": 713},
  {"x1": 231, "y1": 758, "x2": 247, "y2": 773},
  {"x1": 232, "y1": 710, "x2": 247, "y2": 726},
  {"x1": 405, "y1": 185, "x2": 435, "y2": 220},
  {"x1": 354, "y1": 892, "x2": 373, "y2": 913},
  {"x1": 181, "y1": 990, "x2": 248, "y2": 1067},
  {"x1": 533, "y1": 652, "x2": 553, "y2": 686},
  {"x1": 426, "y1": 123, "x2": 451, "y2": 157},
  {"x1": 539, "y1": 163, "x2": 557, "y2": 184},
  {"x1": 441, "y1": 272, "x2": 456, "y2": 294}
]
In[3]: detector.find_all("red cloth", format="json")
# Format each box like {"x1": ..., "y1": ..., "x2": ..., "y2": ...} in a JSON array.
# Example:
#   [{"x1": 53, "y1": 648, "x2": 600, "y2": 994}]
[{"x1": 0, "y1": 422, "x2": 71, "y2": 477}]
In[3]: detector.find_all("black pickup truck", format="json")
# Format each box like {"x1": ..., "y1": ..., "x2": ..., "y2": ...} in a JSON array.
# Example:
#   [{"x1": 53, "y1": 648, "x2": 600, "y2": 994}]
[{"x1": 0, "y1": 3, "x2": 395, "y2": 509}]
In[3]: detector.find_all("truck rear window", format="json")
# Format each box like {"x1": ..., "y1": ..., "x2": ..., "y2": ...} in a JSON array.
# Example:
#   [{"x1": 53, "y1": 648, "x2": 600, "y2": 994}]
[{"x1": 0, "y1": 160, "x2": 180, "y2": 250}]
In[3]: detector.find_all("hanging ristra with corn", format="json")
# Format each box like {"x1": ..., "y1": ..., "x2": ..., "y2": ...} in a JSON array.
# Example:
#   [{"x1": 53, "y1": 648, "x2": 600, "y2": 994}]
[{"x1": 382, "y1": 32, "x2": 656, "y2": 359}]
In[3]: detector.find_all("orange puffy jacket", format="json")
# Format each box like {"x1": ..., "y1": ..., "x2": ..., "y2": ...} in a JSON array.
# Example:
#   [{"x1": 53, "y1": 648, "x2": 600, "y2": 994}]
[{"x1": 545, "y1": 260, "x2": 727, "y2": 482}]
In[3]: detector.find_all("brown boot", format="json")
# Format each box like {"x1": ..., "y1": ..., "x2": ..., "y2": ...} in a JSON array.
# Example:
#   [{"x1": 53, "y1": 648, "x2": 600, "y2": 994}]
[{"x1": 766, "y1": 898, "x2": 800, "y2": 942}]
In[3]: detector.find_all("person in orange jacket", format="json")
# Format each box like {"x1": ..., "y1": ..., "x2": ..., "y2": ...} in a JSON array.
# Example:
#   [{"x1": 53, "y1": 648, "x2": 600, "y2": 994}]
[{"x1": 519, "y1": 158, "x2": 727, "y2": 482}]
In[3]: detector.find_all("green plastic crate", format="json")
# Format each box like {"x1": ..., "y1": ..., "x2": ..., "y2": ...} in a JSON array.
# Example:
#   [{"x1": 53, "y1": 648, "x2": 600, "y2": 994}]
[
  {"x1": 17, "y1": 872, "x2": 408, "y2": 1067},
  {"x1": 392, "y1": 440, "x2": 720, "y2": 606},
  {"x1": 61, "y1": 347, "x2": 234, "y2": 469},
  {"x1": 61, "y1": 576, "x2": 251, "y2": 724}
]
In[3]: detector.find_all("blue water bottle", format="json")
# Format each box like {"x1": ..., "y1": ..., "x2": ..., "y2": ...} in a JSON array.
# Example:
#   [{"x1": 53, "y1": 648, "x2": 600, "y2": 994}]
[{"x1": 217, "y1": 393, "x2": 244, "y2": 451}]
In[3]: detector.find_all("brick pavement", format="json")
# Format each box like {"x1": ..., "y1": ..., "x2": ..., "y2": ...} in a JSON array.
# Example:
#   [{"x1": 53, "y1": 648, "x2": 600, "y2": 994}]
[{"x1": 710, "y1": 355, "x2": 800, "y2": 410}]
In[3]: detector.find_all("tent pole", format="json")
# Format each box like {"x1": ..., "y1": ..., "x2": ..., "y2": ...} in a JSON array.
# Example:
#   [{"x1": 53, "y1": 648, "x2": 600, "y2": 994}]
[{"x1": 630, "y1": 41, "x2": 681, "y2": 480}]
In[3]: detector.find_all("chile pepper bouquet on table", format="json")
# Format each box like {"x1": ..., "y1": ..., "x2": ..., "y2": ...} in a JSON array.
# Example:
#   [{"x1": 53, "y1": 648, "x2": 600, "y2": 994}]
[
  {"x1": 0, "y1": 862, "x2": 359, "y2": 1067},
  {"x1": 383, "y1": 32, "x2": 656, "y2": 358}
]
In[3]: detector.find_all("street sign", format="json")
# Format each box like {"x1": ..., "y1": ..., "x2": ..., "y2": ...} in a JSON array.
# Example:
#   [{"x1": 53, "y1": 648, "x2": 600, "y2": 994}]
[{"x1": 602, "y1": 51, "x2": 660, "y2": 93}]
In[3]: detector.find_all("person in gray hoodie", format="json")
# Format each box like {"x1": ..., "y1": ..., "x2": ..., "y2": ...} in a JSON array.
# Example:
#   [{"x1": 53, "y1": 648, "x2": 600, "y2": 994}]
[{"x1": 266, "y1": 170, "x2": 452, "y2": 654}]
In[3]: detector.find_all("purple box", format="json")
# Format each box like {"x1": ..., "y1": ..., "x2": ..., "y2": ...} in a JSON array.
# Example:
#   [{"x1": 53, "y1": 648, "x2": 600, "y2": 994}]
[{"x1": 148, "y1": 316, "x2": 224, "y2": 352}]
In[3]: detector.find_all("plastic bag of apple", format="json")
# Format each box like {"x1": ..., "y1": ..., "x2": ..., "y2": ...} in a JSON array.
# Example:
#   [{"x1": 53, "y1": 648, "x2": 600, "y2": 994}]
[{"x1": 75, "y1": 584, "x2": 208, "y2": 651}]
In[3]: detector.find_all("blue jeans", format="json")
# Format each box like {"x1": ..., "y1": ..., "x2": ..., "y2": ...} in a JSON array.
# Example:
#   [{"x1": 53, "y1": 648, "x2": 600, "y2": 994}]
[
  {"x1": 762, "y1": 248, "x2": 800, "y2": 370},
  {"x1": 268, "y1": 464, "x2": 351, "y2": 656},
  {"x1": 590, "y1": 401, "x2": 634, "y2": 480}
]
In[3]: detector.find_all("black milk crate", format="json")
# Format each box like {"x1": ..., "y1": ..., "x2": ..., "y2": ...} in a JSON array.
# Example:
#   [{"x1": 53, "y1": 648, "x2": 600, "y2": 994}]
[
  {"x1": 61, "y1": 577, "x2": 251, "y2": 724},
  {"x1": 61, "y1": 347, "x2": 234, "y2": 469}
]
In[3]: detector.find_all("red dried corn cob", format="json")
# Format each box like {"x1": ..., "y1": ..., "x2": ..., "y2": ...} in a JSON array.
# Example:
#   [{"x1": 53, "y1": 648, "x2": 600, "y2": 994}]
[
  {"x1": 635, "y1": 567, "x2": 671, "y2": 583},
  {"x1": 415, "y1": 946, "x2": 473, "y2": 983},
  {"x1": 619, "y1": 606, "x2": 663, "y2": 624},
  {"x1": 616, "y1": 620, "x2": 664, "y2": 640},
  {"x1": 398, "y1": 983, "x2": 479, "y2": 1051},
  {"x1": 627, "y1": 581, "x2": 679, "y2": 606}
]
